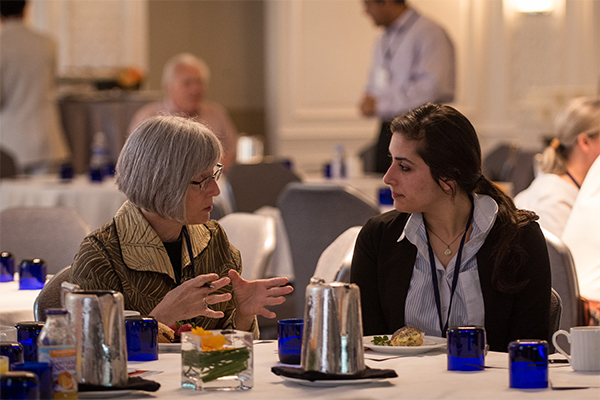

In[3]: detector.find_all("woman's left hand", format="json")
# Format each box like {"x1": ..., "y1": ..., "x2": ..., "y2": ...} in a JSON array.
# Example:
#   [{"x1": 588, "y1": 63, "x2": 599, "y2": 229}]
[{"x1": 228, "y1": 270, "x2": 294, "y2": 330}]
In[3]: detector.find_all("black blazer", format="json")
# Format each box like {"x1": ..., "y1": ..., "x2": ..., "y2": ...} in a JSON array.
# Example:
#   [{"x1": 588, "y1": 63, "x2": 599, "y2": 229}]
[{"x1": 351, "y1": 210, "x2": 551, "y2": 352}]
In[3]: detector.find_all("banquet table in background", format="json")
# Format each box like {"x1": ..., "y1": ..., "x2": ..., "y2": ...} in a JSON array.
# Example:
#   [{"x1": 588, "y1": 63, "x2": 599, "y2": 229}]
[
  {"x1": 59, "y1": 90, "x2": 162, "y2": 174},
  {"x1": 0, "y1": 175, "x2": 126, "y2": 231},
  {"x1": 0, "y1": 175, "x2": 235, "y2": 232},
  {"x1": 303, "y1": 173, "x2": 386, "y2": 207},
  {"x1": 123, "y1": 341, "x2": 599, "y2": 400},
  {"x1": 0, "y1": 280, "x2": 40, "y2": 326}
]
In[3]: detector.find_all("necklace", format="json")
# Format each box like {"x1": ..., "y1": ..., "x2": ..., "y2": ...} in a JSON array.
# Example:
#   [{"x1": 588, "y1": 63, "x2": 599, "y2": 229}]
[{"x1": 426, "y1": 226, "x2": 466, "y2": 256}]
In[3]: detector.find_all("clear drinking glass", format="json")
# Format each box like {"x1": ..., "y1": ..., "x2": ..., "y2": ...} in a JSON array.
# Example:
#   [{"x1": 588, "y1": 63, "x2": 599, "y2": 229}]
[{"x1": 181, "y1": 329, "x2": 253, "y2": 391}]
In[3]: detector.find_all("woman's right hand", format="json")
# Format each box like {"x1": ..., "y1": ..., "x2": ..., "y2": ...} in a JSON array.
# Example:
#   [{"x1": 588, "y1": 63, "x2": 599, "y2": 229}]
[{"x1": 149, "y1": 273, "x2": 231, "y2": 326}]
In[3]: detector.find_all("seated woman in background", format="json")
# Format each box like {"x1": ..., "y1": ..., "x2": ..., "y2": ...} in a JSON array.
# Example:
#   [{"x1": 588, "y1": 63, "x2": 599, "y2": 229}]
[
  {"x1": 514, "y1": 97, "x2": 600, "y2": 238},
  {"x1": 351, "y1": 103, "x2": 550, "y2": 352},
  {"x1": 70, "y1": 115, "x2": 293, "y2": 337}
]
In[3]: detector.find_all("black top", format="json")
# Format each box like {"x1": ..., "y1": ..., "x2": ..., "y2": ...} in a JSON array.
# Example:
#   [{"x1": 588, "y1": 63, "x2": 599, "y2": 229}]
[
  {"x1": 163, "y1": 238, "x2": 183, "y2": 285},
  {"x1": 350, "y1": 210, "x2": 551, "y2": 353}
]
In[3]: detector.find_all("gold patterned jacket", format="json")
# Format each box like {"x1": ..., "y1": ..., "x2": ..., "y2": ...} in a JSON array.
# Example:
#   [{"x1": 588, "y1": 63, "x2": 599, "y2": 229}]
[{"x1": 70, "y1": 200, "x2": 258, "y2": 337}]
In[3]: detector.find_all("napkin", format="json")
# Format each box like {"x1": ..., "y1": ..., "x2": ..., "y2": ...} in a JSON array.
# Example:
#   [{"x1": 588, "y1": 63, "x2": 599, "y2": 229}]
[
  {"x1": 79, "y1": 376, "x2": 160, "y2": 392},
  {"x1": 272, "y1": 366, "x2": 397, "y2": 382}
]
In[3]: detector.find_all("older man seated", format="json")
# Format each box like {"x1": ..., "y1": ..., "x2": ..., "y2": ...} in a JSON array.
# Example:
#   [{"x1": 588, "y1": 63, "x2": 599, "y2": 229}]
[{"x1": 129, "y1": 53, "x2": 238, "y2": 171}]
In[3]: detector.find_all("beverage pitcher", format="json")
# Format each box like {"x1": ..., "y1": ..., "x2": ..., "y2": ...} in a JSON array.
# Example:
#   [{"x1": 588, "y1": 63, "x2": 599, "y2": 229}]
[
  {"x1": 63, "y1": 290, "x2": 128, "y2": 386},
  {"x1": 301, "y1": 277, "x2": 365, "y2": 374}
]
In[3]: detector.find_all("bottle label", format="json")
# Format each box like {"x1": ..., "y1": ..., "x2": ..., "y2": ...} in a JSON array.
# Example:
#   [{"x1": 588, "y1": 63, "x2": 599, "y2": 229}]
[{"x1": 38, "y1": 345, "x2": 78, "y2": 399}]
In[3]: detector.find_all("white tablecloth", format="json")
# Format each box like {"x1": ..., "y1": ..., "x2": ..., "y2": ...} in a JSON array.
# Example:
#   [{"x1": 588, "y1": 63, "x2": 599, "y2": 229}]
[
  {"x1": 0, "y1": 280, "x2": 40, "y2": 325},
  {"x1": 122, "y1": 341, "x2": 599, "y2": 400},
  {"x1": 0, "y1": 175, "x2": 127, "y2": 231}
]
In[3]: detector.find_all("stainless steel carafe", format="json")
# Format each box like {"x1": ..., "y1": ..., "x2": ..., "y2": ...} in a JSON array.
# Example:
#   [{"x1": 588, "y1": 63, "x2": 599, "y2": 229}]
[
  {"x1": 63, "y1": 289, "x2": 128, "y2": 386},
  {"x1": 301, "y1": 277, "x2": 365, "y2": 374}
]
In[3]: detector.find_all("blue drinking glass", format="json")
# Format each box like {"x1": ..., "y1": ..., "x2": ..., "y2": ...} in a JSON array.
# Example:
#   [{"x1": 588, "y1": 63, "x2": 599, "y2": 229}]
[
  {"x1": 0, "y1": 371, "x2": 39, "y2": 400},
  {"x1": 278, "y1": 318, "x2": 303, "y2": 365},
  {"x1": 18, "y1": 259, "x2": 46, "y2": 290},
  {"x1": 0, "y1": 252, "x2": 15, "y2": 282},
  {"x1": 447, "y1": 326, "x2": 486, "y2": 371},
  {"x1": 59, "y1": 162, "x2": 74, "y2": 181},
  {"x1": 125, "y1": 316, "x2": 158, "y2": 362},
  {"x1": 0, "y1": 342, "x2": 24, "y2": 370},
  {"x1": 89, "y1": 167, "x2": 103, "y2": 182},
  {"x1": 16, "y1": 322, "x2": 45, "y2": 362},
  {"x1": 508, "y1": 340, "x2": 548, "y2": 389},
  {"x1": 378, "y1": 187, "x2": 394, "y2": 207},
  {"x1": 11, "y1": 362, "x2": 53, "y2": 399}
]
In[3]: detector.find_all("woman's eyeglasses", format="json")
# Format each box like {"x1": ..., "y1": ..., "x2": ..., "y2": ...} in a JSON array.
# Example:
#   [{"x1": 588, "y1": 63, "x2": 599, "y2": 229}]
[{"x1": 190, "y1": 163, "x2": 223, "y2": 190}]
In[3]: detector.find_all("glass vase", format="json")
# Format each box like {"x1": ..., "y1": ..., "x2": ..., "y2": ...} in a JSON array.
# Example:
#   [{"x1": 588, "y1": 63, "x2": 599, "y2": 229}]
[{"x1": 181, "y1": 329, "x2": 253, "y2": 391}]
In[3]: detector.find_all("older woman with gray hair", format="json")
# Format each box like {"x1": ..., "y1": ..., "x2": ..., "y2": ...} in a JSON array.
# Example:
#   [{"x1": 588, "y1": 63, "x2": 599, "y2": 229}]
[
  {"x1": 515, "y1": 96, "x2": 600, "y2": 238},
  {"x1": 71, "y1": 115, "x2": 292, "y2": 336}
]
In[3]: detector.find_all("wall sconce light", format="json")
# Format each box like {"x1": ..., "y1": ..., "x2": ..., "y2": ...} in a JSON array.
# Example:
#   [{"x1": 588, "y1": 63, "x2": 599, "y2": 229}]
[{"x1": 515, "y1": 0, "x2": 555, "y2": 14}]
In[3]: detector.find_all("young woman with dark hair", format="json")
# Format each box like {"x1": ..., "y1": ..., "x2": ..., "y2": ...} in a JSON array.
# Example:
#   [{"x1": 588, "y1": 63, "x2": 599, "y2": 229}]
[{"x1": 351, "y1": 103, "x2": 550, "y2": 352}]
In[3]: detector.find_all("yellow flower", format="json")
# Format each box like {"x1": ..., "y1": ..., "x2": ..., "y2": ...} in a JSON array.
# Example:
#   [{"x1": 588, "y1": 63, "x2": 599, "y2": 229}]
[{"x1": 190, "y1": 327, "x2": 226, "y2": 351}]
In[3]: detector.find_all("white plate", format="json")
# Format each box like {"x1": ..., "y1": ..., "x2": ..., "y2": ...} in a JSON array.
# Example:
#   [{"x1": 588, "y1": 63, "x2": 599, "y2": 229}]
[
  {"x1": 79, "y1": 390, "x2": 133, "y2": 399},
  {"x1": 280, "y1": 375, "x2": 388, "y2": 387},
  {"x1": 159, "y1": 342, "x2": 181, "y2": 353},
  {"x1": 363, "y1": 335, "x2": 446, "y2": 355}
]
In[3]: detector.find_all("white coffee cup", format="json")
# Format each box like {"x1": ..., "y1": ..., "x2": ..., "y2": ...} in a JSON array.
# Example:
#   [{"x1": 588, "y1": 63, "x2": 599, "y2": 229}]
[{"x1": 552, "y1": 326, "x2": 600, "y2": 371}]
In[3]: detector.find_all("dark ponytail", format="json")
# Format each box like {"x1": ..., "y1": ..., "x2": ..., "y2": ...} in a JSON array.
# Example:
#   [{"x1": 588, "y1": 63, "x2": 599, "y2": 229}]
[{"x1": 475, "y1": 176, "x2": 538, "y2": 292}]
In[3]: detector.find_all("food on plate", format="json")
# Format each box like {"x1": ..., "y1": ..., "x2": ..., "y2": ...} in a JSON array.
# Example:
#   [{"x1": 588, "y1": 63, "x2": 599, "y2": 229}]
[
  {"x1": 158, "y1": 321, "x2": 175, "y2": 343},
  {"x1": 371, "y1": 335, "x2": 392, "y2": 346},
  {"x1": 158, "y1": 321, "x2": 195, "y2": 343},
  {"x1": 371, "y1": 326, "x2": 425, "y2": 347},
  {"x1": 175, "y1": 323, "x2": 193, "y2": 336},
  {"x1": 391, "y1": 326, "x2": 425, "y2": 346},
  {"x1": 57, "y1": 371, "x2": 75, "y2": 390}
]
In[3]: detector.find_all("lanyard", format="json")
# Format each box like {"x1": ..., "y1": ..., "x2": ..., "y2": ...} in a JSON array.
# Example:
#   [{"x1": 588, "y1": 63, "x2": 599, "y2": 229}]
[
  {"x1": 426, "y1": 204, "x2": 474, "y2": 337},
  {"x1": 565, "y1": 171, "x2": 581, "y2": 189},
  {"x1": 383, "y1": 12, "x2": 420, "y2": 65},
  {"x1": 182, "y1": 225, "x2": 195, "y2": 271}
]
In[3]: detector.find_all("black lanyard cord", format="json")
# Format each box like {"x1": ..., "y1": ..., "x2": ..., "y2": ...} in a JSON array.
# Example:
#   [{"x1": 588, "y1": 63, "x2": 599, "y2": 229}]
[
  {"x1": 182, "y1": 225, "x2": 195, "y2": 271},
  {"x1": 565, "y1": 171, "x2": 581, "y2": 189},
  {"x1": 425, "y1": 203, "x2": 475, "y2": 337},
  {"x1": 383, "y1": 12, "x2": 420, "y2": 65}
]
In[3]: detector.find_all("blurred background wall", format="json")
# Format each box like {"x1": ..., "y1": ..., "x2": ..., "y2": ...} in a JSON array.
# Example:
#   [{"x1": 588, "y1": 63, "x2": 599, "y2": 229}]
[{"x1": 25, "y1": 0, "x2": 600, "y2": 174}]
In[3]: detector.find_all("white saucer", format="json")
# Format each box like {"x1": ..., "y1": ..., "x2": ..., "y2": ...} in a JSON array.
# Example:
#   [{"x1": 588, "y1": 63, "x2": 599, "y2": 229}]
[
  {"x1": 158, "y1": 342, "x2": 181, "y2": 353},
  {"x1": 79, "y1": 390, "x2": 133, "y2": 399},
  {"x1": 363, "y1": 335, "x2": 446, "y2": 355}
]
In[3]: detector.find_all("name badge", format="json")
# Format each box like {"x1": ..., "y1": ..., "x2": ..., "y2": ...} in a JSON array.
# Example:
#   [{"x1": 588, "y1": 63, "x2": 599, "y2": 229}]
[{"x1": 374, "y1": 67, "x2": 390, "y2": 91}]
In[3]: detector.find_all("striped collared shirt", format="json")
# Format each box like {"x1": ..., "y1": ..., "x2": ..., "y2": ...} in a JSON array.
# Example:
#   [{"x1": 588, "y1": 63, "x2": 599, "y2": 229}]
[{"x1": 398, "y1": 194, "x2": 498, "y2": 337}]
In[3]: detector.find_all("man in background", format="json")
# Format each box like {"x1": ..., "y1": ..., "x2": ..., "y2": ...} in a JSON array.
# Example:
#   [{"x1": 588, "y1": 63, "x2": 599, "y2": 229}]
[
  {"x1": 0, "y1": 0, "x2": 71, "y2": 174},
  {"x1": 129, "y1": 53, "x2": 238, "y2": 171},
  {"x1": 360, "y1": 0, "x2": 455, "y2": 173}
]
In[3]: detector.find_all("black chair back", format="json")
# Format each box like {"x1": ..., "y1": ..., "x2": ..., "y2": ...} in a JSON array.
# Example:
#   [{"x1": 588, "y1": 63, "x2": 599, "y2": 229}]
[
  {"x1": 228, "y1": 160, "x2": 301, "y2": 213},
  {"x1": 277, "y1": 183, "x2": 379, "y2": 317}
]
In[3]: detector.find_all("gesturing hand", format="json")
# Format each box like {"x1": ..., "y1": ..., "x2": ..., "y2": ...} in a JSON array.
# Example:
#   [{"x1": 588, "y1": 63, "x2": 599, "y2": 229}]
[
  {"x1": 149, "y1": 273, "x2": 231, "y2": 326},
  {"x1": 228, "y1": 270, "x2": 294, "y2": 330}
]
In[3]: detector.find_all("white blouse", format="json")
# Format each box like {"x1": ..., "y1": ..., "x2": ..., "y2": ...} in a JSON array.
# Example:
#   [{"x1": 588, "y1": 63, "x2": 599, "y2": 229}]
[
  {"x1": 398, "y1": 194, "x2": 498, "y2": 337},
  {"x1": 514, "y1": 173, "x2": 578, "y2": 238}
]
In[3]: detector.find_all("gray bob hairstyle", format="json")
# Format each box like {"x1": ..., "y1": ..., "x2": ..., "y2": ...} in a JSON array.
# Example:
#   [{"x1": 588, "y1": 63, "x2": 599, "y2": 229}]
[{"x1": 116, "y1": 115, "x2": 222, "y2": 222}]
